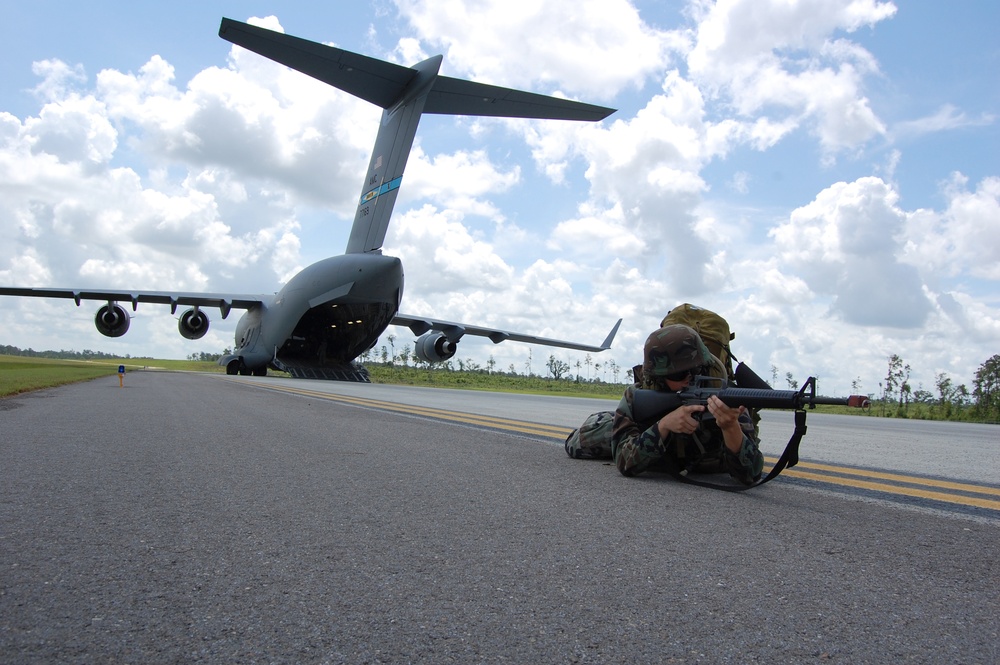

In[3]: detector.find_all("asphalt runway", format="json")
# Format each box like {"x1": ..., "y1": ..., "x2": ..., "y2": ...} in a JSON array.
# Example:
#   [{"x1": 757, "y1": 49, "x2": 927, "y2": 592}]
[{"x1": 2, "y1": 371, "x2": 998, "y2": 663}]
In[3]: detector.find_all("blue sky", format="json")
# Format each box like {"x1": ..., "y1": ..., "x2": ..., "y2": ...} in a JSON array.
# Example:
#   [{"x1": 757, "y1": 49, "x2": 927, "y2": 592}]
[{"x1": 1, "y1": 0, "x2": 997, "y2": 396}]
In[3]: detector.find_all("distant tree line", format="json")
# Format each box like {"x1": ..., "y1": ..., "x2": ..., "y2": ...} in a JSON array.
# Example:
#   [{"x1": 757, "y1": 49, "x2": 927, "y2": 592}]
[
  {"x1": 869, "y1": 353, "x2": 999, "y2": 423},
  {"x1": 0, "y1": 345, "x2": 151, "y2": 360},
  {"x1": 769, "y1": 353, "x2": 1000, "y2": 424},
  {"x1": 0, "y1": 344, "x2": 230, "y2": 363},
  {"x1": 186, "y1": 349, "x2": 231, "y2": 362},
  {"x1": 361, "y1": 335, "x2": 629, "y2": 386}
]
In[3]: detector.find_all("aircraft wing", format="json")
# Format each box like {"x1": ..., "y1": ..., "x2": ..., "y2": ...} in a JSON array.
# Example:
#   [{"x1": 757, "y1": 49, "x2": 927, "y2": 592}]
[
  {"x1": 391, "y1": 313, "x2": 622, "y2": 353},
  {"x1": 0, "y1": 287, "x2": 266, "y2": 318}
]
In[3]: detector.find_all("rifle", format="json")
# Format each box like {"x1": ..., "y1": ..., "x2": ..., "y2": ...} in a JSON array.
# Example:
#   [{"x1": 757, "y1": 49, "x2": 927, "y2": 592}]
[{"x1": 632, "y1": 375, "x2": 870, "y2": 425}]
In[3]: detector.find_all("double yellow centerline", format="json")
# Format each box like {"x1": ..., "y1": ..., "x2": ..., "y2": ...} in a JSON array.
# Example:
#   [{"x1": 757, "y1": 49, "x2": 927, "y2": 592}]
[
  {"x1": 250, "y1": 383, "x2": 570, "y2": 439},
  {"x1": 767, "y1": 460, "x2": 1000, "y2": 511},
  {"x1": 251, "y1": 381, "x2": 1000, "y2": 513}
]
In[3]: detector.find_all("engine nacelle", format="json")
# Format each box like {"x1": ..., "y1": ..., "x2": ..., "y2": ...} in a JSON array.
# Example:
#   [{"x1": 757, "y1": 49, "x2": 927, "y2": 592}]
[
  {"x1": 178, "y1": 307, "x2": 210, "y2": 340},
  {"x1": 95, "y1": 303, "x2": 130, "y2": 338},
  {"x1": 414, "y1": 331, "x2": 458, "y2": 363}
]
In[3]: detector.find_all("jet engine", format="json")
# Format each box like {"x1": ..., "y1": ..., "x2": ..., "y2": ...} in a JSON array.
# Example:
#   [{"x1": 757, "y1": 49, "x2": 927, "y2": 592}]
[
  {"x1": 178, "y1": 307, "x2": 210, "y2": 340},
  {"x1": 414, "y1": 331, "x2": 458, "y2": 363},
  {"x1": 95, "y1": 303, "x2": 130, "y2": 338}
]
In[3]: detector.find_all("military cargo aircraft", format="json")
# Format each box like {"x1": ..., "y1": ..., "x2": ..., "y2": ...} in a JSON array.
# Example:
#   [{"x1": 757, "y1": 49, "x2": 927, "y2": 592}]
[{"x1": 0, "y1": 18, "x2": 620, "y2": 381}]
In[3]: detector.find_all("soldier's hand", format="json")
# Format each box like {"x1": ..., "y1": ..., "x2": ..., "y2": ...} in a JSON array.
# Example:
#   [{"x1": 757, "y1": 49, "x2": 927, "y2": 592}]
[
  {"x1": 707, "y1": 395, "x2": 747, "y2": 453},
  {"x1": 657, "y1": 404, "x2": 704, "y2": 437},
  {"x1": 706, "y1": 395, "x2": 744, "y2": 429}
]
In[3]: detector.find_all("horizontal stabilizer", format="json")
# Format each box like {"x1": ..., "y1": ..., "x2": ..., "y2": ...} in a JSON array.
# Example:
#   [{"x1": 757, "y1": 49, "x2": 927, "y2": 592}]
[
  {"x1": 219, "y1": 18, "x2": 415, "y2": 109},
  {"x1": 219, "y1": 18, "x2": 615, "y2": 121},
  {"x1": 425, "y1": 76, "x2": 615, "y2": 121}
]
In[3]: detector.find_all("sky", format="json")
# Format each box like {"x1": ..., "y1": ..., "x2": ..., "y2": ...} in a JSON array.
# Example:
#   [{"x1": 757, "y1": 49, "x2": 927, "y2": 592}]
[{"x1": 1, "y1": 0, "x2": 997, "y2": 397}]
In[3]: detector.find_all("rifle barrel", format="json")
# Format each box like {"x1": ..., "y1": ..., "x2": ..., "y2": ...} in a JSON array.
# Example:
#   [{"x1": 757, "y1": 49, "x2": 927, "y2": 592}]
[
  {"x1": 716, "y1": 388, "x2": 869, "y2": 409},
  {"x1": 715, "y1": 387, "x2": 803, "y2": 409}
]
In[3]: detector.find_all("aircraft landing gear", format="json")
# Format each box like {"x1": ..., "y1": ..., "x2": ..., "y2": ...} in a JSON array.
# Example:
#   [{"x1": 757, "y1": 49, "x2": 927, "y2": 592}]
[{"x1": 225, "y1": 357, "x2": 266, "y2": 377}]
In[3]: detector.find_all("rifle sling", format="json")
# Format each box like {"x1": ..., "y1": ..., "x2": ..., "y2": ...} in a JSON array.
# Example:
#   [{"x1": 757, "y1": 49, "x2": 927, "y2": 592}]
[{"x1": 668, "y1": 410, "x2": 808, "y2": 492}]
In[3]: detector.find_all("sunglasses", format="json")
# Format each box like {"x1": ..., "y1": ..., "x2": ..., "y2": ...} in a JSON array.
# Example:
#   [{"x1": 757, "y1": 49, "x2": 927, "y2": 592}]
[{"x1": 663, "y1": 370, "x2": 693, "y2": 382}]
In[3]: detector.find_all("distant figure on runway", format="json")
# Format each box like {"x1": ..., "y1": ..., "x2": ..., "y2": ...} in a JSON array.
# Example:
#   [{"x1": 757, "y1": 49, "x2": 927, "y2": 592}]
[{"x1": 611, "y1": 325, "x2": 764, "y2": 485}]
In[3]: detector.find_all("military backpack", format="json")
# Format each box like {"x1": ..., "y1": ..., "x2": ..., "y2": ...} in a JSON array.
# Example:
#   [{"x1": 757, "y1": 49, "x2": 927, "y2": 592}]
[
  {"x1": 660, "y1": 303, "x2": 736, "y2": 380},
  {"x1": 564, "y1": 410, "x2": 614, "y2": 460}
]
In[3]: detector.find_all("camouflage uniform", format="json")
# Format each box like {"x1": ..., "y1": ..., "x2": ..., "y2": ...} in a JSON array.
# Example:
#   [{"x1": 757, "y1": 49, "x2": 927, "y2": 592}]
[{"x1": 611, "y1": 325, "x2": 764, "y2": 486}]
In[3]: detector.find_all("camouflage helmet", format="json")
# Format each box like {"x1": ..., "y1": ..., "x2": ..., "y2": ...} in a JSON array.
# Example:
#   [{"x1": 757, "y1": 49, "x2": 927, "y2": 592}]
[{"x1": 643, "y1": 324, "x2": 714, "y2": 378}]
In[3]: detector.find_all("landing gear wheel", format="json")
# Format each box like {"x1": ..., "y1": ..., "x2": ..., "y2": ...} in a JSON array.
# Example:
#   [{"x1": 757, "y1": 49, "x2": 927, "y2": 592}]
[
  {"x1": 252, "y1": 366, "x2": 267, "y2": 377},
  {"x1": 226, "y1": 359, "x2": 241, "y2": 375}
]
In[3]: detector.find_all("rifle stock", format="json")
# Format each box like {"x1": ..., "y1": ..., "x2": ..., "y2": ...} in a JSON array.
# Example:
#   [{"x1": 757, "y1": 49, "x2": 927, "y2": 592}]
[{"x1": 632, "y1": 375, "x2": 870, "y2": 425}]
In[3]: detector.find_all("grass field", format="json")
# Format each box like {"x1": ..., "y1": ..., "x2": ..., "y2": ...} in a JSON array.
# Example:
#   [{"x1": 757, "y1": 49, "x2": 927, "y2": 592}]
[
  {"x1": 366, "y1": 364, "x2": 627, "y2": 400},
  {"x1": 0, "y1": 355, "x2": 233, "y2": 397},
  {"x1": 0, "y1": 356, "x2": 120, "y2": 396}
]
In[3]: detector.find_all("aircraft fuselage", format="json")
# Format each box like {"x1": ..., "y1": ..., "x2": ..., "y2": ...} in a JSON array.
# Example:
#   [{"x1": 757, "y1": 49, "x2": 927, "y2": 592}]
[{"x1": 228, "y1": 252, "x2": 403, "y2": 377}]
